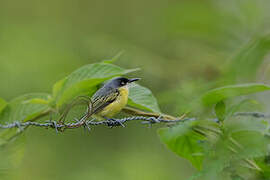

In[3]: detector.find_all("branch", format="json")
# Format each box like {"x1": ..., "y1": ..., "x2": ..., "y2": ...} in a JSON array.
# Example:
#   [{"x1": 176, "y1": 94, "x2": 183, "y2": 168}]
[{"x1": 122, "y1": 107, "x2": 178, "y2": 120}]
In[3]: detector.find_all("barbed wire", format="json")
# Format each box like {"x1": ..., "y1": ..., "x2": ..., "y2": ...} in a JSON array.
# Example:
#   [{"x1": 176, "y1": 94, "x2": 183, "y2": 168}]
[
  {"x1": 0, "y1": 111, "x2": 268, "y2": 133},
  {"x1": 0, "y1": 114, "x2": 196, "y2": 133},
  {"x1": 234, "y1": 112, "x2": 270, "y2": 118}
]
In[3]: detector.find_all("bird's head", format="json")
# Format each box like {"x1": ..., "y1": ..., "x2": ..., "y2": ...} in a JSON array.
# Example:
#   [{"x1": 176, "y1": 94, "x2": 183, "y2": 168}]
[{"x1": 106, "y1": 77, "x2": 140, "y2": 89}]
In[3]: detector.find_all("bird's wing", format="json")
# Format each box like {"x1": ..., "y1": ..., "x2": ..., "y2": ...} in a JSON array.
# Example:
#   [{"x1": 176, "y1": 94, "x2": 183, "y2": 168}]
[{"x1": 90, "y1": 87, "x2": 119, "y2": 115}]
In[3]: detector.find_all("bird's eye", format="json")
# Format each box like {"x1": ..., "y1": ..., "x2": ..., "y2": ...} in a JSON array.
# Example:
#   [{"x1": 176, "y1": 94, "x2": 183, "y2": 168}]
[{"x1": 121, "y1": 81, "x2": 126, "y2": 86}]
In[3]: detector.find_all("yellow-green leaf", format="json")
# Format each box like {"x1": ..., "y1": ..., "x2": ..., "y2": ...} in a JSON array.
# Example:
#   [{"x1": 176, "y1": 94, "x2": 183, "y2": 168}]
[
  {"x1": 158, "y1": 120, "x2": 205, "y2": 170},
  {"x1": 201, "y1": 83, "x2": 270, "y2": 106},
  {"x1": 53, "y1": 62, "x2": 139, "y2": 108},
  {"x1": 0, "y1": 93, "x2": 50, "y2": 123},
  {"x1": 128, "y1": 84, "x2": 160, "y2": 113}
]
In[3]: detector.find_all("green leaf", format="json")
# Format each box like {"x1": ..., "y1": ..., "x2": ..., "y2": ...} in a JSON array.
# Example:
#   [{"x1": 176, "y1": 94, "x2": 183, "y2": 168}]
[
  {"x1": 158, "y1": 120, "x2": 205, "y2": 170},
  {"x1": 0, "y1": 93, "x2": 50, "y2": 123},
  {"x1": 189, "y1": 117, "x2": 268, "y2": 179},
  {"x1": 26, "y1": 98, "x2": 49, "y2": 105},
  {"x1": 215, "y1": 101, "x2": 226, "y2": 121},
  {"x1": 225, "y1": 35, "x2": 270, "y2": 83},
  {"x1": 201, "y1": 83, "x2": 270, "y2": 106},
  {"x1": 225, "y1": 117, "x2": 269, "y2": 161},
  {"x1": 52, "y1": 62, "x2": 140, "y2": 107},
  {"x1": 128, "y1": 84, "x2": 160, "y2": 112},
  {"x1": 231, "y1": 131, "x2": 268, "y2": 159},
  {"x1": 0, "y1": 93, "x2": 50, "y2": 146},
  {"x1": 55, "y1": 78, "x2": 102, "y2": 108},
  {"x1": 0, "y1": 98, "x2": 7, "y2": 114}
]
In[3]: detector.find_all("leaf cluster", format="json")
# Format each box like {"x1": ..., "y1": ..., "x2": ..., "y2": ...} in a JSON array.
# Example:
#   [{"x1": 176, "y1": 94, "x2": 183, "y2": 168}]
[
  {"x1": 158, "y1": 35, "x2": 270, "y2": 179},
  {"x1": 0, "y1": 59, "x2": 160, "y2": 145}
]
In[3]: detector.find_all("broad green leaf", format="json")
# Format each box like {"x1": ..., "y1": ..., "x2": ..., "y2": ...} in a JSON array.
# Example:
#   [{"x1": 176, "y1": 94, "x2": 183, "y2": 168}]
[
  {"x1": 189, "y1": 117, "x2": 267, "y2": 179},
  {"x1": 55, "y1": 79, "x2": 102, "y2": 108},
  {"x1": 215, "y1": 101, "x2": 226, "y2": 121},
  {"x1": 158, "y1": 120, "x2": 205, "y2": 170},
  {"x1": 0, "y1": 93, "x2": 50, "y2": 146},
  {"x1": 26, "y1": 98, "x2": 49, "y2": 105},
  {"x1": 0, "y1": 93, "x2": 50, "y2": 123},
  {"x1": 231, "y1": 131, "x2": 268, "y2": 159},
  {"x1": 53, "y1": 62, "x2": 139, "y2": 107},
  {"x1": 199, "y1": 134, "x2": 250, "y2": 180},
  {"x1": 201, "y1": 83, "x2": 270, "y2": 106},
  {"x1": 0, "y1": 98, "x2": 7, "y2": 114},
  {"x1": 225, "y1": 35, "x2": 270, "y2": 83},
  {"x1": 128, "y1": 84, "x2": 160, "y2": 113},
  {"x1": 193, "y1": 131, "x2": 234, "y2": 180},
  {"x1": 225, "y1": 118, "x2": 268, "y2": 163},
  {"x1": 61, "y1": 63, "x2": 138, "y2": 91}
]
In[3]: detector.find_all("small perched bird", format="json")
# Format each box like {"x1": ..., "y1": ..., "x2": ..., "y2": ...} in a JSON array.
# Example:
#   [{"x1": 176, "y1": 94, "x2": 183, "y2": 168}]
[{"x1": 90, "y1": 77, "x2": 140, "y2": 121}]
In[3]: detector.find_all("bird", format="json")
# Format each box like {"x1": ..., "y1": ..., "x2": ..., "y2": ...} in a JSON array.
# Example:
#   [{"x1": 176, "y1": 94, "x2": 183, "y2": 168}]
[{"x1": 90, "y1": 77, "x2": 140, "y2": 122}]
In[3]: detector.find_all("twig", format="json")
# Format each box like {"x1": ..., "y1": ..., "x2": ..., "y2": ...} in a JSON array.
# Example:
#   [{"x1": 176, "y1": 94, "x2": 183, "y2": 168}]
[{"x1": 122, "y1": 107, "x2": 177, "y2": 120}]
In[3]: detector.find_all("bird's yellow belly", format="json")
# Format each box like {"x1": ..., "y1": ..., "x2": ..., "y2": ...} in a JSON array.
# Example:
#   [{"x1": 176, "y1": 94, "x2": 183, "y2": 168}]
[{"x1": 98, "y1": 87, "x2": 129, "y2": 118}]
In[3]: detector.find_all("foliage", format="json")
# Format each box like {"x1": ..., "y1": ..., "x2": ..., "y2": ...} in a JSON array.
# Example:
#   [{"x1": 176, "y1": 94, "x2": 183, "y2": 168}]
[
  {"x1": 2, "y1": 0, "x2": 270, "y2": 179},
  {"x1": 128, "y1": 84, "x2": 160, "y2": 113},
  {"x1": 157, "y1": 34, "x2": 270, "y2": 179},
  {"x1": 1, "y1": 34, "x2": 270, "y2": 179},
  {"x1": 158, "y1": 120, "x2": 207, "y2": 170},
  {"x1": 0, "y1": 59, "x2": 160, "y2": 146},
  {"x1": 201, "y1": 84, "x2": 270, "y2": 107}
]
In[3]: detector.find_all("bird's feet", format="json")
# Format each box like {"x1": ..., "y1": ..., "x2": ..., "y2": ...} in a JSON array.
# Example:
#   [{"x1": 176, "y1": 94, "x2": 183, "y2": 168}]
[{"x1": 104, "y1": 117, "x2": 125, "y2": 128}]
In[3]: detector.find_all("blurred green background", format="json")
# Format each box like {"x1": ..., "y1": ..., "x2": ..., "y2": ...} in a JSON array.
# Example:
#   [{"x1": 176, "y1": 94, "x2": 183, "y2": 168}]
[{"x1": 1, "y1": 0, "x2": 270, "y2": 179}]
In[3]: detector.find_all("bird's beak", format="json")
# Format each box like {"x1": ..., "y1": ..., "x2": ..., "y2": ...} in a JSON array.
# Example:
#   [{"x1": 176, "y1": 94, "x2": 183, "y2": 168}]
[{"x1": 128, "y1": 78, "x2": 140, "y2": 83}]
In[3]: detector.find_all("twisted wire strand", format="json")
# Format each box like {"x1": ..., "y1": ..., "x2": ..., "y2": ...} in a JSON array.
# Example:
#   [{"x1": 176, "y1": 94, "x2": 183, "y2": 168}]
[
  {"x1": 0, "y1": 115, "x2": 195, "y2": 131},
  {"x1": 234, "y1": 112, "x2": 270, "y2": 118},
  {"x1": 0, "y1": 111, "x2": 268, "y2": 132}
]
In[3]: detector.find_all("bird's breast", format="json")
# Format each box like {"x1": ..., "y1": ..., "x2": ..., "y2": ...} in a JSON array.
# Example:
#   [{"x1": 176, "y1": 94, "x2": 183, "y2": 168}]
[{"x1": 98, "y1": 86, "x2": 129, "y2": 118}]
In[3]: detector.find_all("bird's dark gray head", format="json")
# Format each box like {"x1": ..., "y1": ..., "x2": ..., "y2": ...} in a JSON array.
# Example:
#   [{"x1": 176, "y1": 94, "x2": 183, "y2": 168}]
[{"x1": 105, "y1": 77, "x2": 140, "y2": 89}]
